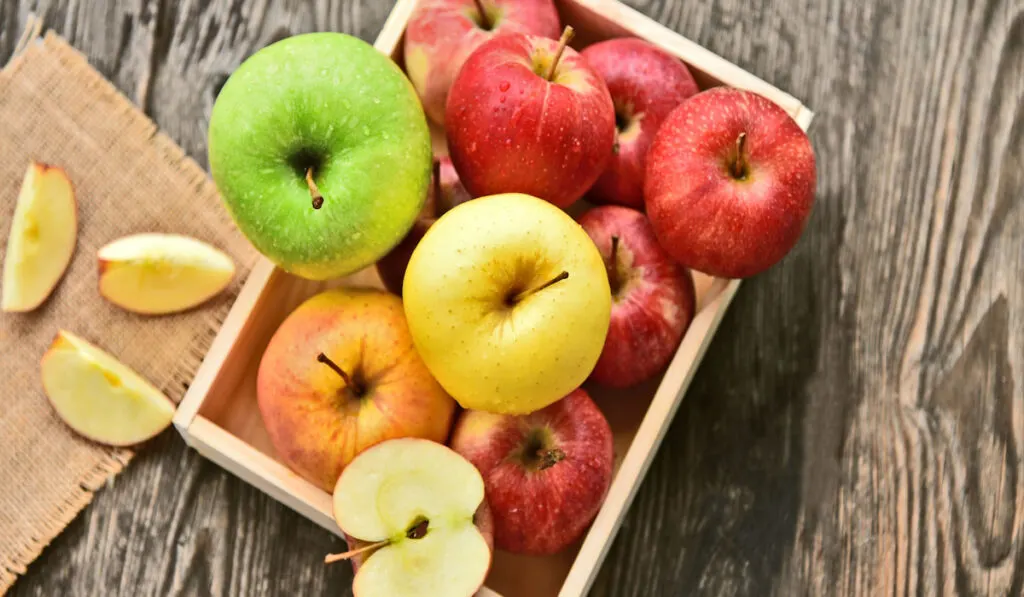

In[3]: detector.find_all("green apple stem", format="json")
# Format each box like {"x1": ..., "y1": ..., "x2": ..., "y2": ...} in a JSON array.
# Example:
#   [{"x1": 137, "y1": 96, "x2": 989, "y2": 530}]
[
  {"x1": 306, "y1": 167, "x2": 324, "y2": 209},
  {"x1": 317, "y1": 352, "x2": 352, "y2": 386},
  {"x1": 473, "y1": 0, "x2": 491, "y2": 29},
  {"x1": 546, "y1": 26, "x2": 575, "y2": 81},
  {"x1": 732, "y1": 132, "x2": 748, "y2": 179},
  {"x1": 608, "y1": 235, "x2": 621, "y2": 293},
  {"x1": 324, "y1": 540, "x2": 389, "y2": 564},
  {"x1": 514, "y1": 271, "x2": 569, "y2": 303}
]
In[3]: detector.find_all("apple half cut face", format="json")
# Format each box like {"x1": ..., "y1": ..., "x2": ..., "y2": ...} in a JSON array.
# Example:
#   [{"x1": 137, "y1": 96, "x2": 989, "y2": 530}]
[
  {"x1": 97, "y1": 233, "x2": 235, "y2": 315},
  {"x1": 1, "y1": 161, "x2": 77, "y2": 312},
  {"x1": 332, "y1": 438, "x2": 491, "y2": 597},
  {"x1": 40, "y1": 330, "x2": 176, "y2": 446}
]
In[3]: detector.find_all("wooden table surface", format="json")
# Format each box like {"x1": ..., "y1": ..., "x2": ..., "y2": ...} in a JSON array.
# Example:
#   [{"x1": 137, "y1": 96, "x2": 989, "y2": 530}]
[{"x1": 3, "y1": 0, "x2": 1023, "y2": 595}]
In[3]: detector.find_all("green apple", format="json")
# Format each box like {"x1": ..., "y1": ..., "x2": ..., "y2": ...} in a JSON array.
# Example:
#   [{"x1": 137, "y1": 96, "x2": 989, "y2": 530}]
[
  {"x1": 402, "y1": 193, "x2": 611, "y2": 415},
  {"x1": 208, "y1": 32, "x2": 432, "y2": 280}
]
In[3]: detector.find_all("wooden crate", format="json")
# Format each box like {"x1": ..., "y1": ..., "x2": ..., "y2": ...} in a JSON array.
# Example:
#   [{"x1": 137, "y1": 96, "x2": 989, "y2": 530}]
[{"x1": 173, "y1": 1, "x2": 814, "y2": 595}]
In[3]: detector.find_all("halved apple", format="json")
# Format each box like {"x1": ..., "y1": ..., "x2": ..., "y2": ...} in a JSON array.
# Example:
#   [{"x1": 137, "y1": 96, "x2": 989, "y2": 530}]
[
  {"x1": 40, "y1": 330, "x2": 175, "y2": 446},
  {"x1": 97, "y1": 233, "x2": 235, "y2": 315},
  {"x1": 1, "y1": 161, "x2": 77, "y2": 312},
  {"x1": 330, "y1": 438, "x2": 492, "y2": 597}
]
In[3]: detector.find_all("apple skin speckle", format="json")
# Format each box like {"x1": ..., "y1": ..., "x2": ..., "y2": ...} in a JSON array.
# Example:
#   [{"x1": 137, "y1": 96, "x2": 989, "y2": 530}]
[{"x1": 644, "y1": 87, "x2": 817, "y2": 279}]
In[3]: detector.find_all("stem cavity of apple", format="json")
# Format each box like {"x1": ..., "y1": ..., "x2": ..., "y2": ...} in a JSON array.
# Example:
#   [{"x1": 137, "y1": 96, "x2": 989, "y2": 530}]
[
  {"x1": 546, "y1": 26, "x2": 576, "y2": 81},
  {"x1": 306, "y1": 167, "x2": 324, "y2": 209},
  {"x1": 317, "y1": 352, "x2": 352, "y2": 386},
  {"x1": 472, "y1": 0, "x2": 491, "y2": 30},
  {"x1": 732, "y1": 132, "x2": 749, "y2": 180},
  {"x1": 608, "y1": 235, "x2": 621, "y2": 293},
  {"x1": 512, "y1": 270, "x2": 569, "y2": 304},
  {"x1": 324, "y1": 539, "x2": 390, "y2": 564}
]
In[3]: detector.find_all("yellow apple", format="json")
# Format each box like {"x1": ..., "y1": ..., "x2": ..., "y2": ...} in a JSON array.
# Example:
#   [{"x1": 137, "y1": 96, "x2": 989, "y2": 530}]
[
  {"x1": 40, "y1": 330, "x2": 175, "y2": 446},
  {"x1": 97, "y1": 233, "x2": 235, "y2": 315},
  {"x1": 402, "y1": 193, "x2": 611, "y2": 415},
  {"x1": 2, "y1": 161, "x2": 77, "y2": 312},
  {"x1": 256, "y1": 288, "x2": 457, "y2": 492}
]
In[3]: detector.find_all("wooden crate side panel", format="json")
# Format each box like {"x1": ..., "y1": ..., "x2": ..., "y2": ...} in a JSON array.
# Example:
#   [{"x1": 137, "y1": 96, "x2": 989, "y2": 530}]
[{"x1": 558, "y1": 279, "x2": 741, "y2": 596}]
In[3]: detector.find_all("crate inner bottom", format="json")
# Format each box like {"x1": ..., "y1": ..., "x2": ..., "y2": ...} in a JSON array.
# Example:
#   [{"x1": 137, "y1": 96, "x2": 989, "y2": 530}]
[{"x1": 196, "y1": 256, "x2": 722, "y2": 595}]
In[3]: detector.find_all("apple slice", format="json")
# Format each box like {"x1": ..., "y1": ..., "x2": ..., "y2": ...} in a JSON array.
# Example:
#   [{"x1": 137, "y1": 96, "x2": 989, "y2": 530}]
[
  {"x1": 40, "y1": 330, "x2": 175, "y2": 446},
  {"x1": 97, "y1": 233, "x2": 235, "y2": 315},
  {"x1": 330, "y1": 438, "x2": 492, "y2": 597},
  {"x1": 1, "y1": 161, "x2": 77, "y2": 312}
]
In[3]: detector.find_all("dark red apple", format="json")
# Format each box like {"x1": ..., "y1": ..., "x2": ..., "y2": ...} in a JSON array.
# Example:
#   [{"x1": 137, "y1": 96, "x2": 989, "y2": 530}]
[
  {"x1": 448, "y1": 388, "x2": 614, "y2": 556},
  {"x1": 580, "y1": 38, "x2": 699, "y2": 208},
  {"x1": 445, "y1": 27, "x2": 616, "y2": 208},
  {"x1": 376, "y1": 155, "x2": 471, "y2": 295},
  {"x1": 577, "y1": 205, "x2": 696, "y2": 387},
  {"x1": 644, "y1": 87, "x2": 817, "y2": 278},
  {"x1": 404, "y1": 0, "x2": 561, "y2": 125}
]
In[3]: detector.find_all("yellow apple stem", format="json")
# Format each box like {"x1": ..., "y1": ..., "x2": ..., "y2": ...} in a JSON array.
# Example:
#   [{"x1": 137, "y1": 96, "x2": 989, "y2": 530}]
[
  {"x1": 732, "y1": 132, "x2": 748, "y2": 179},
  {"x1": 317, "y1": 352, "x2": 352, "y2": 387},
  {"x1": 473, "y1": 0, "x2": 491, "y2": 29},
  {"x1": 324, "y1": 540, "x2": 389, "y2": 565},
  {"x1": 546, "y1": 26, "x2": 575, "y2": 81},
  {"x1": 306, "y1": 167, "x2": 324, "y2": 209},
  {"x1": 514, "y1": 271, "x2": 569, "y2": 303}
]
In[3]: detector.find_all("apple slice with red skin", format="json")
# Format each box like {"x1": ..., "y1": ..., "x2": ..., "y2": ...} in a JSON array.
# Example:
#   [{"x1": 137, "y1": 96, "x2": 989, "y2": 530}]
[
  {"x1": 578, "y1": 205, "x2": 696, "y2": 388},
  {"x1": 579, "y1": 38, "x2": 699, "y2": 208},
  {"x1": 329, "y1": 438, "x2": 493, "y2": 597},
  {"x1": 376, "y1": 155, "x2": 471, "y2": 296},
  {"x1": 449, "y1": 388, "x2": 614, "y2": 555},
  {"x1": 644, "y1": 87, "x2": 817, "y2": 278}
]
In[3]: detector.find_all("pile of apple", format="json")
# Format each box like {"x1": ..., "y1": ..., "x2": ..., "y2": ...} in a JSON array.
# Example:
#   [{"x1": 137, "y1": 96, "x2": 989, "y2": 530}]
[
  {"x1": 201, "y1": 2, "x2": 817, "y2": 596},
  {"x1": 1, "y1": 160, "x2": 244, "y2": 447}
]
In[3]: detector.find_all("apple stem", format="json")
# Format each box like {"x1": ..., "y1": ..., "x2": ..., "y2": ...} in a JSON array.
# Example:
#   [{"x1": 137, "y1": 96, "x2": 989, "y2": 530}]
[
  {"x1": 732, "y1": 132, "x2": 748, "y2": 179},
  {"x1": 514, "y1": 271, "x2": 569, "y2": 303},
  {"x1": 546, "y1": 26, "x2": 575, "y2": 81},
  {"x1": 608, "y1": 236, "x2": 621, "y2": 292},
  {"x1": 317, "y1": 353, "x2": 352, "y2": 386},
  {"x1": 473, "y1": 0, "x2": 491, "y2": 29},
  {"x1": 539, "y1": 448, "x2": 566, "y2": 470},
  {"x1": 324, "y1": 540, "x2": 389, "y2": 564},
  {"x1": 306, "y1": 167, "x2": 324, "y2": 209}
]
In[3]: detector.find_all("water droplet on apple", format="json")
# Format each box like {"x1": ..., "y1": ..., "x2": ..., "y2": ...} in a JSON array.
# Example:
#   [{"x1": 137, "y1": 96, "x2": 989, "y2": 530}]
[{"x1": 499, "y1": 81, "x2": 510, "y2": 91}]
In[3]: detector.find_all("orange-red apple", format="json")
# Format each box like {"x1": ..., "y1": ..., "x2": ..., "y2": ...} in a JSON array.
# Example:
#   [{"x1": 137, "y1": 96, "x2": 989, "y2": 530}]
[{"x1": 256, "y1": 288, "x2": 456, "y2": 492}]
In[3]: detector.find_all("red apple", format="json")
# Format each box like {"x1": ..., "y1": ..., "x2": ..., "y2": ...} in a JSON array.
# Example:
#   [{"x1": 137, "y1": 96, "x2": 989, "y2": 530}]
[
  {"x1": 644, "y1": 87, "x2": 817, "y2": 278},
  {"x1": 376, "y1": 155, "x2": 471, "y2": 295},
  {"x1": 449, "y1": 388, "x2": 614, "y2": 555},
  {"x1": 445, "y1": 27, "x2": 616, "y2": 209},
  {"x1": 404, "y1": 0, "x2": 561, "y2": 125},
  {"x1": 256, "y1": 288, "x2": 457, "y2": 492},
  {"x1": 579, "y1": 38, "x2": 699, "y2": 208},
  {"x1": 577, "y1": 205, "x2": 696, "y2": 387}
]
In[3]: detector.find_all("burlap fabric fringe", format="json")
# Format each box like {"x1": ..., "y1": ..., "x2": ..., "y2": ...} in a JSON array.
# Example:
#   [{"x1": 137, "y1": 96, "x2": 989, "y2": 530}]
[{"x1": 0, "y1": 18, "x2": 257, "y2": 593}]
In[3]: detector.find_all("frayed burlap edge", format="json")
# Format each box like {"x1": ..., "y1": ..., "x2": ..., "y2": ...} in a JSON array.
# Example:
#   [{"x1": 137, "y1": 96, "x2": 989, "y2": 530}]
[{"x1": 0, "y1": 17, "x2": 254, "y2": 594}]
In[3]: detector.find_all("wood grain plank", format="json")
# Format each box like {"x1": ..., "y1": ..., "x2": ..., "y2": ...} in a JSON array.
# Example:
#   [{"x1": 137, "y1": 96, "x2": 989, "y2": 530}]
[{"x1": 2, "y1": 0, "x2": 1023, "y2": 595}]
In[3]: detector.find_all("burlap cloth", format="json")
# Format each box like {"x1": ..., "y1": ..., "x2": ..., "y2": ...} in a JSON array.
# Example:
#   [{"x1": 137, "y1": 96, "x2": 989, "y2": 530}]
[{"x1": 0, "y1": 30, "x2": 258, "y2": 592}]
